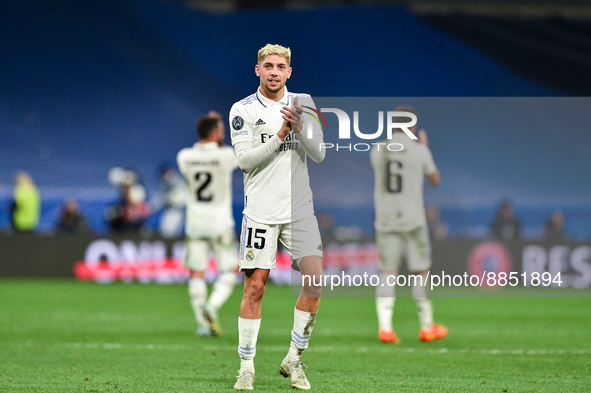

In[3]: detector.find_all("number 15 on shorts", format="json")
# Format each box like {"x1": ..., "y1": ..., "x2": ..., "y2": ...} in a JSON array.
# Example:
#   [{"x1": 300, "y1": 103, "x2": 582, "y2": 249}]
[
  {"x1": 245, "y1": 228, "x2": 267, "y2": 250},
  {"x1": 239, "y1": 216, "x2": 278, "y2": 268}
]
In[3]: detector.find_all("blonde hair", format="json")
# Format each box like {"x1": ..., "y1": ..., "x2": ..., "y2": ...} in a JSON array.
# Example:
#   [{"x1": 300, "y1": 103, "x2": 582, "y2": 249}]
[{"x1": 258, "y1": 44, "x2": 291, "y2": 66}]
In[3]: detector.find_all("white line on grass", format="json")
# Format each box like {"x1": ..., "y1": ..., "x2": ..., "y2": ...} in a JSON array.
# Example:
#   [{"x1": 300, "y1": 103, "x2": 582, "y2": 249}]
[
  {"x1": 62, "y1": 342, "x2": 194, "y2": 350},
  {"x1": 50, "y1": 342, "x2": 591, "y2": 356}
]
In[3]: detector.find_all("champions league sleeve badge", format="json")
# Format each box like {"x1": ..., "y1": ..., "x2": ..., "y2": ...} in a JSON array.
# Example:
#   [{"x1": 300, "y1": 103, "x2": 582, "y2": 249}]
[{"x1": 232, "y1": 116, "x2": 244, "y2": 130}]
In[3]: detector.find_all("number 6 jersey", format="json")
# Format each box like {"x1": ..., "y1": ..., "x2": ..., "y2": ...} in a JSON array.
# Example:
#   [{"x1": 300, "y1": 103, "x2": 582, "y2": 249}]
[
  {"x1": 371, "y1": 132, "x2": 437, "y2": 233},
  {"x1": 177, "y1": 142, "x2": 238, "y2": 239}
]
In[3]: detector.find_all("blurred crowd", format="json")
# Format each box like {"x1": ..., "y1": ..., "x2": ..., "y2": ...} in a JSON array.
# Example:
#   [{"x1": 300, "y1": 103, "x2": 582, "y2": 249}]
[
  {"x1": 4, "y1": 167, "x2": 186, "y2": 238},
  {"x1": 489, "y1": 200, "x2": 566, "y2": 241},
  {"x1": 104, "y1": 166, "x2": 186, "y2": 237}
]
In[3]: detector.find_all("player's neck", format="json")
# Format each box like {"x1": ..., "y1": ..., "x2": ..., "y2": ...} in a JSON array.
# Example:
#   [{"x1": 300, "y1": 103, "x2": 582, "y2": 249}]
[{"x1": 259, "y1": 85, "x2": 285, "y2": 102}]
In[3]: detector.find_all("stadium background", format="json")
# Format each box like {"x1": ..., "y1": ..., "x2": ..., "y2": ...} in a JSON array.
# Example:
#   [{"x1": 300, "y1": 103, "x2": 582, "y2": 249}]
[
  {"x1": 2, "y1": 2, "x2": 591, "y2": 392},
  {"x1": 1, "y1": 0, "x2": 591, "y2": 278}
]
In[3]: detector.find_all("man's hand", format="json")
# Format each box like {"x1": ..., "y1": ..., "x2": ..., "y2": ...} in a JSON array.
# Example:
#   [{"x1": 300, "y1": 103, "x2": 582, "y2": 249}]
[
  {"x1": 418, "y1": 128, "x2": 429, "y2": 146},
  {"x1": 277, "y1": 120, "x2": 291, "y2": 141},
  {"x1": 279, "y1": 97, "x2": 304, "y2": 139}
]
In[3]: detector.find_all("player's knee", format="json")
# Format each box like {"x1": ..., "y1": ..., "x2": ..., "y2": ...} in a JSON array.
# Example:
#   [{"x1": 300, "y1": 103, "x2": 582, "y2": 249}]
[
  {"x1": 299, "y1": 257, "x2": 323, "y2": 278},
  {"x1": 302, "y1": 278, "x2": 322, "y2": 298},
  {"x1": 245, "y1": 280, "x2": 266, "y2": 303}
]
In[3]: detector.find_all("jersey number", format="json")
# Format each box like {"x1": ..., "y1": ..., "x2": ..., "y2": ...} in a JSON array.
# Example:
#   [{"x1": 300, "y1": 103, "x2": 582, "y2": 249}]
[
  {"x1": 387, "y1": 160, "x2": 403, "y2": 193},
  {"x1": 245, "y1": 228, "x2": 267, "y2": 250},
  {"x1": 194, "y1": 172, "x2": 213, "y2": 202}
]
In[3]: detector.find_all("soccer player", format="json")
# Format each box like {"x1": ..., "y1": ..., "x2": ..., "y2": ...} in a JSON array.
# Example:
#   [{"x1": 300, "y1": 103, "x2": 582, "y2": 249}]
[
  {"x1": 229, "y1": 44, "x2": 325, "y2": 390},
  {"x1": 177, "y1": 111, "x2": 239, "y2": 337},
  {"x1": 371, "y1": 105, "x2": 448, "y2": 344}
]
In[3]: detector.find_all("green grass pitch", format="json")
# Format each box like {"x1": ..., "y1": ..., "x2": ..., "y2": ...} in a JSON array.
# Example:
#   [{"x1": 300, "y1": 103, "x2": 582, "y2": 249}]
[{"x1": 1, "y1": 279, "x2": 590, "y2": 392}]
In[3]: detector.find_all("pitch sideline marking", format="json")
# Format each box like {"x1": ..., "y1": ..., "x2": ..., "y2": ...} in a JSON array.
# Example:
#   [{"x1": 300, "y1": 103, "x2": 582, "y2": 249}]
[
  {"x1": 3, "y1": 341, "x2": 588, "y2": 355},
  {"x1": 36, "y1": 342, "x2": 590, "y2": 355}
]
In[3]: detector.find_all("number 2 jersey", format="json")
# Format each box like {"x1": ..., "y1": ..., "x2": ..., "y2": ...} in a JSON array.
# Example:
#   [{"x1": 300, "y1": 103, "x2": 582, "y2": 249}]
[
  {"x1": 176, "y1": 142, "x2": 238, "y2": 239},
  {"x1": 371, "y1": 132, "x2": 437, "y2": 233},
  {"x1": 229, "y1": 87, "x2": 322, "y2": 225}
]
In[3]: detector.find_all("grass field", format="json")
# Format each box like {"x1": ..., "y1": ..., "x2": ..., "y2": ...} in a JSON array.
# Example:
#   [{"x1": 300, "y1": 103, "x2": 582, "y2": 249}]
[{"x1": 1, "y1": 279, "x2": 590, "y2": 392}]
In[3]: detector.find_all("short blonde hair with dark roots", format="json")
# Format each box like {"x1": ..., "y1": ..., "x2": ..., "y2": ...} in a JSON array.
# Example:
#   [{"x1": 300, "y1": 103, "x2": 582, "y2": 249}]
[{"x1": 258, "y1": 44, "x2": 291, "y2": 66}]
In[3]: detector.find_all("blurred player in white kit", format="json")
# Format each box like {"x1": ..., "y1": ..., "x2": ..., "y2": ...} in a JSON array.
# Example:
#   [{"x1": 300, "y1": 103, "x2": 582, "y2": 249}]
[
  {"x1": 229, "y1": 44, "x2": 326, "y2": 390},
  {"x1": 371, "y1": 105, "x2": 448, "y2": 344},
  {"x1": 177, "y1": 111, "x2": 239, "y2": 337}
]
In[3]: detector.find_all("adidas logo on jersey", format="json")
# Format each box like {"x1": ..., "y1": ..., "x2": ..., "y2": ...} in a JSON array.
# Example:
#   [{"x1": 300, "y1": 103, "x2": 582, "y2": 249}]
[{"x1": 255, "y1": 119, "x2": 266, "y2": 126}]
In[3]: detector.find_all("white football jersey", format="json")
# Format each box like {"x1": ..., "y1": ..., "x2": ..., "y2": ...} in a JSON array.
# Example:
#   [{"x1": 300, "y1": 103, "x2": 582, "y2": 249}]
[
  {"x1": 371, "y1": 132, "x2": 437, "y2": 232},
  {"x1": 176, "y1": 142, "x2": 238, "y2": 238},
  {"x1": 229, "y1": 87, "x2": 321, "y2": 224}
]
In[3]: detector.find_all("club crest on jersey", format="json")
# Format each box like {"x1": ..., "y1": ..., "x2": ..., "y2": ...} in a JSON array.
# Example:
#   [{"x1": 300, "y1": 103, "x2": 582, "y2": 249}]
[
  {"x1": 232, "y1": 116, "x2": 244, "y2": 130},
  {"x1": 246, "y1": 250, "x2": 255, "y2": 261}
]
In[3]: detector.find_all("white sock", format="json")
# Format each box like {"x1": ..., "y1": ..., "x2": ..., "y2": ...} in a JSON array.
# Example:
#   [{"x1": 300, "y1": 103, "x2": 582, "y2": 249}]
[
  {"x1": 287, "y1": 308, "x2": 316, "y2": 362},
  {"x1": 376, "y1": 297, "x2": 395, "y2": 331},
  {"x1": 208, "y1": 272, "x2": 237, "y2": 310},
  {"x1": 188, "y1": 278, "x2": 208, "y2": 327},
  {"x1": 238, "y1": 317, "x2": 261, "y2": 372},
  {"x1": 412, "y1": 280, "x2": 433, "y2": 330},
  {"x1": 376, "y1": 273, "x2": 395, "y2": 331}
]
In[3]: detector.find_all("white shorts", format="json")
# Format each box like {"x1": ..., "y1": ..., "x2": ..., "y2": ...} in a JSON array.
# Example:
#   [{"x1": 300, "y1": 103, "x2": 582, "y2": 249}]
[
  {"x1": 184, "y1": 228, "x2": 239, "y2": 272},
  {"x1": 376, "y1": 225, "x2": 431, "y2": 272},
  {"x1": 239, "y1": 215, "x2": 323, "y2": 271}
]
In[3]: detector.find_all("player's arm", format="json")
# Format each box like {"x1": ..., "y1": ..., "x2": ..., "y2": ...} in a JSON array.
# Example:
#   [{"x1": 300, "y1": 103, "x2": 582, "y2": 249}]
[
  {"x1": 233, "y1": 138, "x2": 283, "y2": 173},
  {"x1": 426, "y1": 169, "x2": 440, "y2": 187},
  {"x1": 281, "y1": 96, "x2": 326, "y2": 163},
  {"x1": 419, "y1": 131, "x2": 440, "y2": 187},
  {"x1": 176, "y1": 150, "x2": 188, "y2": 181},
  {"x1": 233, "y1": 108, "x2": 311, "y2": 172}
]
